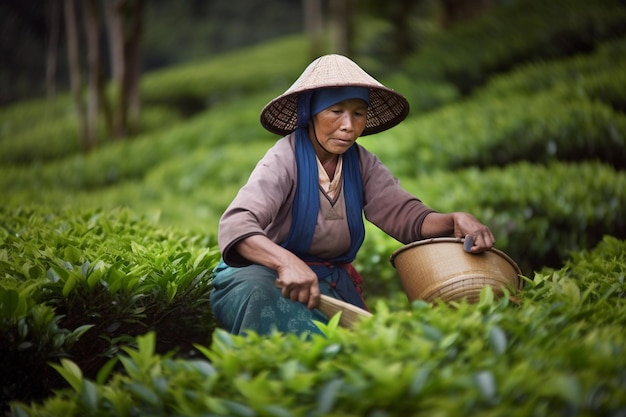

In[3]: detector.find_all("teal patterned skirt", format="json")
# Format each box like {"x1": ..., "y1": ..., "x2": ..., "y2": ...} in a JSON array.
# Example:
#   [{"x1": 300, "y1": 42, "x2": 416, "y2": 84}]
[{"x1": 210, "y1": 260, "x2": 341, "y2": 337}]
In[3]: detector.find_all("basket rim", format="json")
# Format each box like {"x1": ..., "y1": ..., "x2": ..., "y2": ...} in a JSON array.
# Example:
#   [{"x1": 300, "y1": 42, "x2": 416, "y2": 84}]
[{"x1": 389, "y1": 237, "x2": 522, "y2": 275}]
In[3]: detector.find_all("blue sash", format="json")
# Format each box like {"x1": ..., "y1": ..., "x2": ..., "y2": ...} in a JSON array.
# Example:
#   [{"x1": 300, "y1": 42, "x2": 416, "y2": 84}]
[{"x1": 280, "y1": 127, "x2": 367, "y2": 308}]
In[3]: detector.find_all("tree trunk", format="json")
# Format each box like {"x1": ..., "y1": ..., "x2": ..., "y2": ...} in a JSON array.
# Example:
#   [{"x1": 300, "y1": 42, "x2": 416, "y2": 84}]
[
  {"x1": 390, "y1": 0, "x2": 418, "y2": 63},
  {"x1": 63, "y1": 0, "x2": 89, "y2": 151},
  {"x1": 104, "y1": 0, "x2": 126, "y2": 138},
  {"x1": 124, "y1": 0, "x2": 143, "y2": 136},
  {"x1": 46, "y1": 0, "x2": 60, "y2": 102},
  {"x1": 104, "y1": 0, "x2": 143, "y2": 139},
  {"x1": 82, "y1": 0, "x2": 102, "y2": 149},
  {"x1": 303, "y1": 0, "x2": 324, "y2": 60},
  {"x1": 105, "y1": 0, "x2": 125, "y2": 85},
  {"x1": 329, "y1": 0, "x2": 354, "y2": 56},
  {"x1": 441, "y1": 0, "x2": 493, "y2": 29}
]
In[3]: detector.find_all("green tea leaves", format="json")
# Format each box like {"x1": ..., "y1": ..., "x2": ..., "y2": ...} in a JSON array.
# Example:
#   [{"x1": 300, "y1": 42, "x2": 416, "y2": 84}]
[
  {"x1": 0, "y1": 288, "x2": 21, "y2": 317},
  {"x1": 50, "y1": 359, "x2": 83, "y2": 392},
  {"x1": 3, "y1": 207, "x2": 626, "y2": 416}
]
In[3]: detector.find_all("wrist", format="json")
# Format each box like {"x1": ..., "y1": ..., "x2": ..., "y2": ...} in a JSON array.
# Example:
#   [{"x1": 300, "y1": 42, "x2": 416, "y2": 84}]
[{"x1": 421, "y1": 212, "x2": 455, "y2": 238}]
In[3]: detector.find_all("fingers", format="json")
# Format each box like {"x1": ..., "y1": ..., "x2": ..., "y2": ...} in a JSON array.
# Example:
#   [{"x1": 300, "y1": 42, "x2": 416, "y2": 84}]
[
  {"x1": 276, "y1": 278, "x2": 320, "y2": 309},
  {"x1": 464, "y1": 229, "x2": 495, "y2": 253},
  {"x1": 295, "y1": 287, "x2": 310, "y2": 304},
  {"x1": 279, "y1": 283, "x2": 304, "y2": 302},
  {"x1": 307, "y1": 284, "x2": 321, "y2": 310},
  {"x1": 286, "y1": 286, "x2": 320, "y2": 309},
  {"x1": 452, "y1": 212, "x2": 496, "y2": 253}
]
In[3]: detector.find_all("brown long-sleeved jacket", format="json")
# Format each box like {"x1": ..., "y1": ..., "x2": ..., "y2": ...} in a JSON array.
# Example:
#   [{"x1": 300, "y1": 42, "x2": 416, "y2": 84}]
[{"x1": 218, "y1": 132, "x2": 435, "y2": 266}]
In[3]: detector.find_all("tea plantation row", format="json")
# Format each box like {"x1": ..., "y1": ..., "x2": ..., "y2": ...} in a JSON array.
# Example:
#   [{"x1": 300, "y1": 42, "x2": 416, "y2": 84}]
[
  {"x1": 404, "y1": 0, "x2": 626, "y2": 93},
  {"x1": 363, "y1": 37, "x2": 626, "y2": 175},
  {"x1": 3, "y1": 204, "x2": 625, "y2": 415}
]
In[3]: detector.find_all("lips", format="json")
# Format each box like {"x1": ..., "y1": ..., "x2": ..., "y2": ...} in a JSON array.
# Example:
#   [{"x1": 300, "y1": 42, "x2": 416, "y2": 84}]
[{"x1": 330, "y1": 138, "x2": 354, "y2": 145}]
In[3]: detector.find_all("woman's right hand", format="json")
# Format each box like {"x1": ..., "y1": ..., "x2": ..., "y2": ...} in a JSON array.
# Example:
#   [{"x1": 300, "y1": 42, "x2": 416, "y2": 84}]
[
  {"x1": 234, "y1": 235, "x2": 321, "y2": 310},
  {"x1": 275, "y1": 257, "x2": 321, "y2": 310}
]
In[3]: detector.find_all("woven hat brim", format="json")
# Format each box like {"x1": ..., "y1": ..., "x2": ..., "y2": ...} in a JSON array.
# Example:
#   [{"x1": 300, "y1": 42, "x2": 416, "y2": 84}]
[{"x1": 260, "y1": 55, "x2": 410, "y2": 136}]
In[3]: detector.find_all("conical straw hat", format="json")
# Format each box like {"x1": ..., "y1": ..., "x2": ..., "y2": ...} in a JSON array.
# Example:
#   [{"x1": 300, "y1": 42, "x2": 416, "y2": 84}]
[{"x1": 260, "y1": 54, "x2": 410, "y2": 136}]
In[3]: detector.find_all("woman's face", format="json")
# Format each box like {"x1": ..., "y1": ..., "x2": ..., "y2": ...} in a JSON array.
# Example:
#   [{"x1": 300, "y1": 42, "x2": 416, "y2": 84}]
[{"x1": 309, "y1": 98, "x2": 368, "y2": 159}]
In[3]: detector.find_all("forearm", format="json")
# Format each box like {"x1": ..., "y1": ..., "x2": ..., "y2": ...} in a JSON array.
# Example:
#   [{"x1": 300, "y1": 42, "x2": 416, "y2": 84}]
[
  {"x1": 234, "y1": 234, "x2": 296, "y2": 271},
  {"x1": 420, "y1": 212, "x2": 455, "y2": 238}
]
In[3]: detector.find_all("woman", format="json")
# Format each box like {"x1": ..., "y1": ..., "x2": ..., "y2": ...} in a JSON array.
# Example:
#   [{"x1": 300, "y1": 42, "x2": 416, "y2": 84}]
[{"x1": 210, "y1": 54, "x2": 494, "y2": 336}]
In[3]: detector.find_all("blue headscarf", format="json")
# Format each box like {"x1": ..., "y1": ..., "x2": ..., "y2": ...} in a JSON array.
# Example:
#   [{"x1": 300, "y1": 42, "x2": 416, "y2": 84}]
[
  {"x1": 280, "y1": 87, "x2": 369, "y2": 308},
  {"x1": 310, "y1": 87, "x2": 370, "y2": 116}
]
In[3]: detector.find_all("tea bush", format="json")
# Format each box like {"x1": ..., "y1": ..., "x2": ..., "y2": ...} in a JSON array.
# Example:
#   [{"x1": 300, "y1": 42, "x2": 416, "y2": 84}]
[
  {"x1": 361, "y1": 38, "x2": 626, "y2": 176},
  {"x1": 0, "y1": 105, "x2": 182, "y2": 165},
  {"x1": 0, "y1": 92, "x2": 274, "y2": 194},
  {"x1": 478, "y1": 37, "x2": 626, "y2": 107},
  {"x1": 0, "y1": 206, "x2": 220, "y2": 408},
  {"x1": 0, "y1": 96, "x2": 75, "y2": 164},
  {"x1": 140, "y1": 35, "x2": 309, "y2": 110},
  {"x1": 0, "y1": 298, "x2": 93, "y2": 413},
  {"x1": 10, "y1": 236, "x2": 626, "y2": 416},
  {"x1": 380, "y1": 74, "x2": 460, "y2": 114},
  {"x1": 0, "y1": 96, "x2": 74, "y2": 143},
  {"x1": 363, "y1": 90, "x2": 626, "y2": 176},
  {"x1": 405, "y1": 0, "x2": 626, "y2": 93}
]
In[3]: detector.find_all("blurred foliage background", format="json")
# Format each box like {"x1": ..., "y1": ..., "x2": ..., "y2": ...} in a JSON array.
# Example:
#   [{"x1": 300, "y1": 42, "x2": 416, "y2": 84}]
[{"x1": 1, "y1": 0, "x2": 302, "y2": 106}]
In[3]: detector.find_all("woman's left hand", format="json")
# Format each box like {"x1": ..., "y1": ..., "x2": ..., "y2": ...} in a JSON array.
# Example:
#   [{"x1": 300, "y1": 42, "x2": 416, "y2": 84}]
[{"x1": 452, "y1": 212, "x2": 495, "y2": 253}]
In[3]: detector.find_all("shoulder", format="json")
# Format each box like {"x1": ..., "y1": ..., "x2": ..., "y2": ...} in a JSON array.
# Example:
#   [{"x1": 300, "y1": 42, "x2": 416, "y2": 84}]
[
  {"x1": 353, "y1": 142, "x2": 376, "y2": 160},
  {"x1": 248, "y1": 133, "x2": 297, "y2": 188},
  {"x1": 354, "y1": 142, "x2": 387, "y2": 173},
  {"x1": 259, "y1": 133, "x2": 297, "y2": 168},
  {"x1": 268, "y1": 133, "x2": 297, "y2": 155}
]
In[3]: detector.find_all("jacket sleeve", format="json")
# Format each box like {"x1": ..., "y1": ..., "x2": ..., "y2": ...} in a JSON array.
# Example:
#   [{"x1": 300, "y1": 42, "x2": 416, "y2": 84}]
[
  {"x1": 358, "y1": 145, "x2": 436, "y2": 244},
  {"x1": 218, "y1": 138, "x2": 295, "y2": 266}
]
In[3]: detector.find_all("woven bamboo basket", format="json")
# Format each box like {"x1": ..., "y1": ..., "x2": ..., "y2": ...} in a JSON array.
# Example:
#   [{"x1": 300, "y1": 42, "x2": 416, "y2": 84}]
[{"x1": 390, "y1": 237, "x2": 522, "y2": 303}]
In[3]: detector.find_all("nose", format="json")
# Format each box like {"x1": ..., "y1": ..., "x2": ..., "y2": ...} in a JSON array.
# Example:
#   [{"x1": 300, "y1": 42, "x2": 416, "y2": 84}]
[{"x1": 339, "y1": 113, "x2": 354, "y2": 131}]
